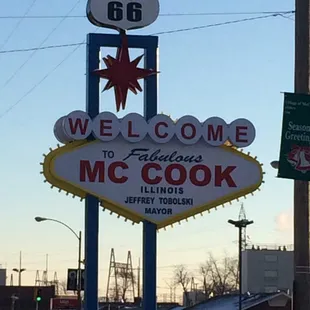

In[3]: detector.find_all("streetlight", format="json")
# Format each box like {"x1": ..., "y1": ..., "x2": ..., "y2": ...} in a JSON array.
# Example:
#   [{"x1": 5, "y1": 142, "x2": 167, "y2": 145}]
[
  {"x1": 228, "y1": 218, "x2": 254, "y2": 310},
  {"x1": 270, "y1": 160, "x2": 279, "y2": 170},
  {"x1": 34, "y1": 217, "x2": 82, "y2": 310},
  {"x1": 13, "y1": 251, "x2": 26, "y2": 286}
]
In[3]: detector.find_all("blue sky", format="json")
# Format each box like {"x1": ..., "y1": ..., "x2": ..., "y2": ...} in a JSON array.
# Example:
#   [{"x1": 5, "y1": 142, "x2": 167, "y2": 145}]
[{"x1": 0, "y1": 0, "x2": 295, "y2": 298}]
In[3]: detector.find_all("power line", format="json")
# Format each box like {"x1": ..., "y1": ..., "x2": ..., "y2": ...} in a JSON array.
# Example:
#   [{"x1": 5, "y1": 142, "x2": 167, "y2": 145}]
[
  {"x1": 151, "y1": 13, "x2": 289, "y2": 36},
  {"x1": 0, "y1": 0, "x2": 83, "y2": 91},
  {"x1": 0, "y1": 42, "x2": 84, "y2": 120},
  {"x1": 279, "y1": 13, "x2": 295, "y2": 21},
  {"x1": 0, "y1": 28, "x2": 101, "y2": 119},
  {"x1": 0, "y1": 12, "x2": 293, "y2": 55},
  {"x1": 0, "y1": 12, "x2": 291, "y2": 119},
  {"x1": 0, "y1": 0, "x2": 38, "y2": 51},
  {"x1": 0, "y1": 42, "x2": 82, "y2": 54},
  {"x1": 0, "y1": 10, "x2": 295, "y2": 19}
]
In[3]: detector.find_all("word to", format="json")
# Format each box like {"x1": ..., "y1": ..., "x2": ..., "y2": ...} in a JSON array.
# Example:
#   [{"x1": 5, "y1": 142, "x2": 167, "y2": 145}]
[{"x1": 54, "y1": 111, "x2": 256, "y2": 147}]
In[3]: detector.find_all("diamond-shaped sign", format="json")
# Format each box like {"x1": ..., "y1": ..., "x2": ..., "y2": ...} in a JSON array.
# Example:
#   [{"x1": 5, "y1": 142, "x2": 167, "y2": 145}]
[{"x1": 42, "y1": 135, "x2": 263, "y2": 229}]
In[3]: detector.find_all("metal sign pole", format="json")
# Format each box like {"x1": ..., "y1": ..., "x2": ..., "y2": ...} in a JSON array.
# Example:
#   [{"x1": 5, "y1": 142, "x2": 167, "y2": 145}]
[
  {"x1": 142, "y1": 37, "x2": 158, "y2": 310},
  {"x1": 85, "y1": 34, "x2": 100, "y2": 310}
]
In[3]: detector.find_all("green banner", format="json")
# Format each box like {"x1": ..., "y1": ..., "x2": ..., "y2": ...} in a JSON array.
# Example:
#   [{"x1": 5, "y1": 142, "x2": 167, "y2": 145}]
[{"x1": 278, "y1": 92, "x2": 310, "y2": 181}]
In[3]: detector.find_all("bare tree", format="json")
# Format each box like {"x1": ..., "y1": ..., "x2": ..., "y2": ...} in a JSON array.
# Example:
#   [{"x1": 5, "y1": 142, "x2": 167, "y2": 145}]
[
  {"x1": 199, "y1": 253, "x2": 238, "y2": 297},
  {"x1": 226, "y1": 257, "x2": 239, "y2": 290},
  {"x1": 58, "y1": 279, "x2": 68, "y2": 295},
  {"x1": 200, "y1": 262, "x2": 213, "y2": 298},
  {"x1": 173, "y1": 265, "x2": 192, "y2": 306},
  {"x1": 115, "y1": 267, "x2": 135, "y2": 302}
]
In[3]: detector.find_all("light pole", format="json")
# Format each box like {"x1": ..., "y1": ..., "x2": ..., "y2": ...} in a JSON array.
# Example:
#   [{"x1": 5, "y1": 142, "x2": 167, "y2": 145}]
[
  {"x1": 34, "y1": 217, "x2": 82, "y2": 310},
  {"x1": 13, "y1": 251, "x2": 26, "y2": 286},
  {"x1": 228, "y1": 219, "x2": 254, "y2": 310}
]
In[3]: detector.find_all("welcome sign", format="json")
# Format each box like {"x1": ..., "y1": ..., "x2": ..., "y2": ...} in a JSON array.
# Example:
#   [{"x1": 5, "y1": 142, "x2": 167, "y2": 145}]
[{"x1": 43, "y1": 111, "x2": 263, "y2": 228}]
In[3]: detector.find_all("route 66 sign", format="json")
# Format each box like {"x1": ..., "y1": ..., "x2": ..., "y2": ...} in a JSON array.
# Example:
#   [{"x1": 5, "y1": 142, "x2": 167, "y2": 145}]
[{"x1": 86, "y1": 0, "x2": 160, "y2": 31}]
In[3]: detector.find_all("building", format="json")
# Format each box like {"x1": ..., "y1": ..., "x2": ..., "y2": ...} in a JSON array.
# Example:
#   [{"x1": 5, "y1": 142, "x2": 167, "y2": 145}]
[
  {"x1": 0, "y1": 268, "x2": 6, "y2": 285},
  {"x1": 182, "y1": 290, "x2": 207, "y2": 307},
  {"x1": 242, "y1": 245, "x2": 293, "y2": 294}
]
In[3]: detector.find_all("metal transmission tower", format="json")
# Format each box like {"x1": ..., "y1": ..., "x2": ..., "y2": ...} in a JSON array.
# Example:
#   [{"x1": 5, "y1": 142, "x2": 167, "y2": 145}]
[
  {"x1": 35, "y1": 270, "x2": 41, "y2": 286},
  {"x1": 106, "y1": 248, "x2": 135, "y2": 302},
  {"x1": 50, "y1": 272, "x2": 59, "y2": 295},
  {"x1": 164, "y1": 280, "x2": 176, "y2": 303},
  {"x1": 238, "y1": 203, "x2": 251, "y2": 250},
  {"x1": 35, "y1": 269, "x2": 59, "y2": 294}
]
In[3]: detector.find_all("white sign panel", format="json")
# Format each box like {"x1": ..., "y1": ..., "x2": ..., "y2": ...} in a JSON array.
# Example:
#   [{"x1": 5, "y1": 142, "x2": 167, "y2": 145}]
[
  {"x1": 86, "y1": 0, "x2": 160, "y2": 31},
  {"x1": 50, "y1": 136, "x2": 262, "y2": 226}
]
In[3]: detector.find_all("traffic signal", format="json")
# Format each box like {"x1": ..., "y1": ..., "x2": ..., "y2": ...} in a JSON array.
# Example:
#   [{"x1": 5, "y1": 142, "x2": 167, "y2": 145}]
[{"x1": 34, "y1": 288, "x2": 42, "y2": 302}]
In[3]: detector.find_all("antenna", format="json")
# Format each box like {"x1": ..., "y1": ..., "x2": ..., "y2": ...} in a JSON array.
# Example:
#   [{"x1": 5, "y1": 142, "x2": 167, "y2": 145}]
[{"x1": 238, "y1": 203, "x2": 251, "y2": 250}]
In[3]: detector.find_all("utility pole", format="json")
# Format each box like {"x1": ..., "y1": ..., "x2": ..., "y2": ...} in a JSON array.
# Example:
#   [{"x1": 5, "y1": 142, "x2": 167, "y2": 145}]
[
  {"x1": 46, "y1": 254, "x2": 48, "y2": 280},
  {"x1": 294, "y1": 0, "x2": 310, "y2": 309},
  {"x1": 137, "y1": 258, "x2": 141, "y2": 298}
]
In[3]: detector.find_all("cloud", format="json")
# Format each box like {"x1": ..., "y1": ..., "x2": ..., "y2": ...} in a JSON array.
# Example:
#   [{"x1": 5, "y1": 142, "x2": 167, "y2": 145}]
[{"x1": 275, "y1": 209, "x2": 293, "y2": 232}]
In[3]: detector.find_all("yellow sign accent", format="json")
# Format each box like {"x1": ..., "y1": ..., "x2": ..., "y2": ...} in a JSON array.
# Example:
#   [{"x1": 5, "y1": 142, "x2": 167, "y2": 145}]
[
  {"x1": 42, "y1": 141, "x2": 143, "y2": 224},
  {"x1": 42, "y1": 140, "x2": 264, "y2": 229}
]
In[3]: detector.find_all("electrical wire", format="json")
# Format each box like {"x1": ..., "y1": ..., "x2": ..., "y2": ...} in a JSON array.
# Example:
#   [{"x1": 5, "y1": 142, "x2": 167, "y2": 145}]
[
  {"x1": 0, "y1": 10, "x2": 295, "y2": 19},
  {"x1": 150, "y1": 13, "x2": 287, "y2": 36},
  {"x1": 0, "y1": 12, "x2": 291, "y2": 119},
  {"x1": 0, "y1": 0, "x2": 38, "y2": 51},
  {"x1": 0, "y1": 28, "x2": 101, "y2": 120},
  {"x1": 0, "y1": 0, "x2": 83, "y2": 91},
  {"x1": 0, "y1": 42, "x2": 84, "y2": 120},
  {"x1": 279, "y1": 13, "x2": 295, "y2": 21},
  {"x1": 0, "y1": 42, "x2": 82, "y2": 54},
  {"x1": 0, "y1": 12, "x2": 293, "y2": 55}
]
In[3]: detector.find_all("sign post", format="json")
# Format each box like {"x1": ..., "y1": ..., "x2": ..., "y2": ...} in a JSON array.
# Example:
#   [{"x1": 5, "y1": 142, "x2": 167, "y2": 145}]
[
  {"x1": 84, "y1": 33, "x2": 100, "y2": 310},
  {"x1": 142, "y1": 36, "x2": 158, "y2": 310}
]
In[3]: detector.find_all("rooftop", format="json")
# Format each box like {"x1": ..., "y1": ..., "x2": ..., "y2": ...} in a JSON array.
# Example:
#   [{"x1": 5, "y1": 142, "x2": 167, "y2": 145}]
[
  {"x1": 245, "y1": 243, "x2": 293, "y2": 251},
  {"x1": 186, "y1": 292, "x2": 291, "y2": 310}
]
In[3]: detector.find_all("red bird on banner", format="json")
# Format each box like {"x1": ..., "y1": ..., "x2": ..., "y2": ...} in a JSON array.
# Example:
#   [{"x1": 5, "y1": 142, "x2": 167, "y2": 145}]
[{"x1": 93, "y1": 33, "x2": 158, "y2": 112}]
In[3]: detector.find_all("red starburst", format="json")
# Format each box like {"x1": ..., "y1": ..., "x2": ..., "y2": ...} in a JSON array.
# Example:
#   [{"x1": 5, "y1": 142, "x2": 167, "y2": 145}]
[{"x1": 93, "y1": 34, "x2": 158, "y2": 112}]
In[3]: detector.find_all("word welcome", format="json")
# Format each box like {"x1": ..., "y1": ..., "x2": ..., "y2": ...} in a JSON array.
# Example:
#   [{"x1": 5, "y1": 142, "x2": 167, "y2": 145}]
[{"x1": 54, "y1": 111, "x2": 256, "y2": 147}]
